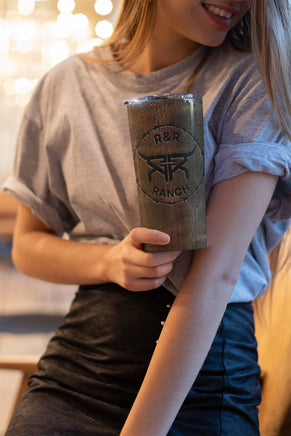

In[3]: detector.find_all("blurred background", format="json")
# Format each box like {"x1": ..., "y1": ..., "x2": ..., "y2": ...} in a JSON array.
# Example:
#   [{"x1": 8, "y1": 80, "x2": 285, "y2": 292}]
[
  {"x1": 0, "y1": 1, "x2": 120, "y2": 433},
  {"x1": 0, "y1": 0, "x2": 121, "y2": 184},
  {"x1": 0, "y1": 2, "x2": 290, "y2": 435}
]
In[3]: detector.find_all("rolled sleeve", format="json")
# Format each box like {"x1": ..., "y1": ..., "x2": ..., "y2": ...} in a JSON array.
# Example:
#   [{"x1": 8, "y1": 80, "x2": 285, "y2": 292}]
[
  {"x1": 213, "y1": 141, "x2": 291, "y2": 221},
  {"x1": 1, "y1": 72, "x2": 79, "y2": 235},
  {"x1": 3, "y1": 176, "x2": 65, "y2": 235}
]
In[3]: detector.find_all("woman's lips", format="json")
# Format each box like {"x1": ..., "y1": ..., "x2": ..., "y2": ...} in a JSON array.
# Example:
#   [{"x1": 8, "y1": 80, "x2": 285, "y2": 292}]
[{"x1": 202, "y1": 2, "x2": 238, "y2": 28}]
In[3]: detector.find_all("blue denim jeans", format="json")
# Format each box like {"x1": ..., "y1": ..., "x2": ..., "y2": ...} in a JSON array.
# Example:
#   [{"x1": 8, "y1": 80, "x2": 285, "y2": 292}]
[
  {"x1": 6, "y1": 284, "x2": 261, "y2": 435},
  {"x1": 169, "y1": 302, "x2": 261, "y2": 435}
]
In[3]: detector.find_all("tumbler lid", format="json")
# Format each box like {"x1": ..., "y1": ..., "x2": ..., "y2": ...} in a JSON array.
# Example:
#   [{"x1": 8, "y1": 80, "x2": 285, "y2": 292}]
[{"x1": 125, "y1": 93, "x2": 201, "y2": 105}]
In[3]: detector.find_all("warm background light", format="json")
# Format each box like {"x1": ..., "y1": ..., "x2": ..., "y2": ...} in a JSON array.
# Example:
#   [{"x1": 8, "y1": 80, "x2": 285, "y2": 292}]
[
  {"x1": 0, "y1": 0, "x2": 121, "y2": 182},
  {"x1": 95, "y1": 19, "x2": 113, "y2": 39},
  {"x1": 57, "y1": 0, "x2": 75, "y2": 14},
  {"x1": 94, "y1": 0, "x2": 113, "y2": 16},
  {"x1": 18, "y1": 0, "x2": 35, "y2": 16}
]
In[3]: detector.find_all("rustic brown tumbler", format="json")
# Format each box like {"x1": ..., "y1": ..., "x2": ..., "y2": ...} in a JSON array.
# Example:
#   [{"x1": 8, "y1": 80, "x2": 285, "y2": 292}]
[{"x1": 125, "y1": 93, "x2": 206, "y2": 252}]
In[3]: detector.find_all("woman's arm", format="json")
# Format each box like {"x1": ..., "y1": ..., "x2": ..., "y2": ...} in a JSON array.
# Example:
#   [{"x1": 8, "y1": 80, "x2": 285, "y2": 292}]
[
  {"x1": 120, "y1": 171, "x2": 278, "y2": 436},
  {"x1": 12, "y1": 203, "x2": 180, "y2": 290}
]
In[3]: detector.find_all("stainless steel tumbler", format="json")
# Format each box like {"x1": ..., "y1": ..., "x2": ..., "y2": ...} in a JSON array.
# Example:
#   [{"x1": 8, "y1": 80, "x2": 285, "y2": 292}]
[{"x1": 125, "y1": 93, "x2": 206, "y2": 252}]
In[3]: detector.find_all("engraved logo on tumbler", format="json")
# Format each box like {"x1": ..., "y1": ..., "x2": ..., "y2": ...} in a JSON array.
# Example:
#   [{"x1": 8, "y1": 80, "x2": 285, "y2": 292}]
[
  {"x1": 133, "y1": 124, "x2": 204, "y2": 205},
  {"x1": 138, "y1": 150, "x2": 195, "y2": 183}
]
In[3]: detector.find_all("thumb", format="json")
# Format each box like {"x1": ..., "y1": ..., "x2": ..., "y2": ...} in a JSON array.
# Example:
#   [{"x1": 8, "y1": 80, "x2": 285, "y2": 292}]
[{"x1": 129, "y1": 227, "x2": 170, "y2": 248}]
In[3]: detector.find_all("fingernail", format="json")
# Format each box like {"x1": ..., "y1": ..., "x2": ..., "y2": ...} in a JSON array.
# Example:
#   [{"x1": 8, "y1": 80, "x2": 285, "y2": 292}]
[{"x1": 159, "y1": 233, "x2": 170, "y2": 243}]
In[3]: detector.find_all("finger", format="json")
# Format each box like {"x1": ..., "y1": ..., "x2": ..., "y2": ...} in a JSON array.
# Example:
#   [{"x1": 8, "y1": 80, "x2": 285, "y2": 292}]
[
  {"x1": 123, "y1": 248, "x2": 181, "y2": 272},
  {"x1": 126, "y1": 276, "x2": 167, "y2": 292},
  {"x1": 144, "y1": 250, "x2": 182, "y2": 268},
  {"x1": 129, "y1": 227, "x2": 170, "y2": 248},
  {"x1": 130, "y1": 262, "x2": 175, "y2": 280}
]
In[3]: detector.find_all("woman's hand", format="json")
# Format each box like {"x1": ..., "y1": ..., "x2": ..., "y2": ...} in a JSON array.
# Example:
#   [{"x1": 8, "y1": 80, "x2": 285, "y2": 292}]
[
  {"x1": 120, "y1": 172, "x2": 279, "y2": 436},
  {"x1": 104, "y1": 227, "x2": 181, "y2": 292},
  {"x1": 12, "y1": 204, "x2": 180, "y2": 289}
]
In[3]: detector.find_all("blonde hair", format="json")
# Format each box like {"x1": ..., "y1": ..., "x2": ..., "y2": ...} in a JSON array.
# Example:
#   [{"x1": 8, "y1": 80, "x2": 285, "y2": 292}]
[
  {"x1": 249, "y1": 0, "x2": 291, "y2": 277},
  {"x1": 105, "y1": 0, "x2": 291, "y2": 280},
  {"x1": 250, "y1": 0, "x2": 291, "y2": 141},
  {"x1": 253, "y1": 224, "x2": 291, "y2": 326},
  {"x1": 107, "y1": 0, "x2": 156, "y2": 67},
  {"x1": 103, "y1": 0, "x2": 291, "y2": 140}
]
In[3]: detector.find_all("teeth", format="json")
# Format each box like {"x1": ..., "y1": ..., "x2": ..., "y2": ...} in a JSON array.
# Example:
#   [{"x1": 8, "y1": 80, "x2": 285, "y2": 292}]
[{"x1": 204, "y1": 4, "x2": 232, "y2": 19}]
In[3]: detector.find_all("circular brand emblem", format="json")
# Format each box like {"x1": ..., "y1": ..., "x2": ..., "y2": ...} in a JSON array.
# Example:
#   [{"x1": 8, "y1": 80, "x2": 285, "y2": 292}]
[{"x1": 133, "y1": 125, "x2": 203, "y2": 205}]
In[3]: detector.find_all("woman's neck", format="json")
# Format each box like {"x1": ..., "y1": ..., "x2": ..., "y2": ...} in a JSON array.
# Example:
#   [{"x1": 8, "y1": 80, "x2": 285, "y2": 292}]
[{"x1": 124, "y1": 31, "x2": 201, "y2": 75}]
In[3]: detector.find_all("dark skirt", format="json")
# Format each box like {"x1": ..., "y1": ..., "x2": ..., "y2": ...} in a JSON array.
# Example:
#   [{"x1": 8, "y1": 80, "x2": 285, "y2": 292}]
[{"x1": 5, "y1": 283, "x2": 261, "y2": 436}]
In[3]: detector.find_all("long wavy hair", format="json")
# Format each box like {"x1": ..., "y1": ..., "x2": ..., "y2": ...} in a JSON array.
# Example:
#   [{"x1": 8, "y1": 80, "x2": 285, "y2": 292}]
[
  {"x1": 105, "y1": 0, "x2": 291, "y2": 141},
  {"x1": 102, "y1": 0, "x2": 291, "y2": 280}
]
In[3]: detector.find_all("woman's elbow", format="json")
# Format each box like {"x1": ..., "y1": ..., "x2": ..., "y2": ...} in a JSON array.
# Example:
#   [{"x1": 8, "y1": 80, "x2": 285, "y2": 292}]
[
  {"x1": 11, "y1": 233, "x2": 37, "y2": 277},
  {"x1": 11, "y1": 236, "x2": 27, "y2": 274}
]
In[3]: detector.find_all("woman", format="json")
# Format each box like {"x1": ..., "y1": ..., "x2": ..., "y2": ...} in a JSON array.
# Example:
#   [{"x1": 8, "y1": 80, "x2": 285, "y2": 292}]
[{"x1": 3, "y1": 0, "x2": 291, "y2": 435}]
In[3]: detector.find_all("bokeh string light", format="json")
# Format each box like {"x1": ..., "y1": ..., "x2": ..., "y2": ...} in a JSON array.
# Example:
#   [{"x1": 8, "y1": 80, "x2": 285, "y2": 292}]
[
  {"x1": 0, "y1": 0, "x2": 120, "y2": 182},
  {"x1": 94, "y1": 0, "x2": 113, "y2": 16},
  {"x1": 0, "y1": 0, "x2": 119, "y2": 107}
]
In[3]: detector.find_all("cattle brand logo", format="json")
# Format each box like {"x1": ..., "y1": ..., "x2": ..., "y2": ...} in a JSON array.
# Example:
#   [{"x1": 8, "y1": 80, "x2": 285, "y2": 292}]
[{"x1": 133, "y1": 125, "x2": 203, "y2": 204}]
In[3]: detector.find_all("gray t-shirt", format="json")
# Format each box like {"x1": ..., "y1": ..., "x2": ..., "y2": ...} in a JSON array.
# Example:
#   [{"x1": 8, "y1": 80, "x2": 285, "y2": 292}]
[{"x1": 3, "y1": 42, "x2": 291, "y2": 302}]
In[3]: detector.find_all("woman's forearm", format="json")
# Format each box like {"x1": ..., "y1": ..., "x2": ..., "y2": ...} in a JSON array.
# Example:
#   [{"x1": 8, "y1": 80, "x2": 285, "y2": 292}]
[
  {"x1": 12, "y1": 226, "x2": 112, "y2": 285},
  {"x1": 11, "y1": 203, "x2": 180, "y2": 288},
  {"x1": 120, "y1": 172, "x2": 278, "y2": 435},
  {"x1": 120, "y1": 248, "x2": 237, "y2": 436}
]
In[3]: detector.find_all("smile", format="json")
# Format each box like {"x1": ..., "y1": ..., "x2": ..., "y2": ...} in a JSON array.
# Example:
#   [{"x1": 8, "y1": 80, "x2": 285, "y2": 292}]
[{"x1": 202, "y1": 3, "x2": 233, "y2": 19}]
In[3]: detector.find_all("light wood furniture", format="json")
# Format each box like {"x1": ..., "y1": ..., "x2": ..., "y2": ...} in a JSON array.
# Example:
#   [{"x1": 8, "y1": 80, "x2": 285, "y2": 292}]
[
  {"x1": 254, "y1": 228, "x2": 291, "y2": 436},
  {"x1": 0, "y1": 355, "x2": 39, "y2": 412},
  {"x1": 0, "y1": 312, "x2": 65, "y2": 415},
  {"x1": 0, "y1": 192, "x2": 17, "y2": 243}
]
